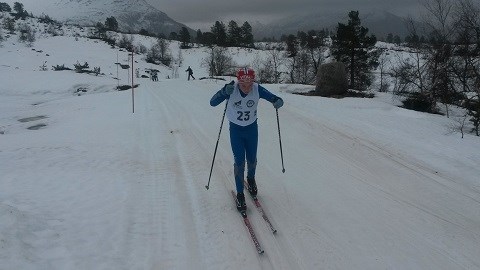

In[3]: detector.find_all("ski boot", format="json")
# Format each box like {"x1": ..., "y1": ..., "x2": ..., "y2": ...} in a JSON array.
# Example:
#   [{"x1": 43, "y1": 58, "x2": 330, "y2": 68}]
[
  {"x1": 246, "y1": 177, "x2": 258, "y2": 197},
  {"x1": 236, "y1": 192, "x2": 247, "y2": 212}
]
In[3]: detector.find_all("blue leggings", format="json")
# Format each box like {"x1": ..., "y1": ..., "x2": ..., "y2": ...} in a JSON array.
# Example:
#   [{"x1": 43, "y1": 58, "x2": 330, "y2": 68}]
[{"x1": 229, "y1": 121, "x2": 258, "y2": 193}]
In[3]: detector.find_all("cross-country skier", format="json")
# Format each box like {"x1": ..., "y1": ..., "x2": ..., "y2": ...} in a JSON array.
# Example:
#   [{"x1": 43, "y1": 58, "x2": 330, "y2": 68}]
[
  {"x1": 185, "y1": 66, "x2": 195, "y2": 80},
  {"x1": 210, "y1": 67, "x2": 284, "y2": 212}
]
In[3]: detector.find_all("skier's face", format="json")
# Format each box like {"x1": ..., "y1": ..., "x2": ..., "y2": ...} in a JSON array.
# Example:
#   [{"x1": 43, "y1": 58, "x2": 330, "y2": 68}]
[{"x1": 238, "y1": 80, "x2": 253, "y2": 94}]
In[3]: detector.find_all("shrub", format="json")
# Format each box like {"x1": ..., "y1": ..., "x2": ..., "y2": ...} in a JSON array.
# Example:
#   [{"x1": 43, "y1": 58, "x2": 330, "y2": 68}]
[
  {"x1": 52, "y1": 64, "x2": 72, "y2": 71},
  {"x1": 402, "y1": 92, "x2": 437, "y2": 113},
  {"x1": 74, "y1": 61, "x2": 89, "y2": 73}
]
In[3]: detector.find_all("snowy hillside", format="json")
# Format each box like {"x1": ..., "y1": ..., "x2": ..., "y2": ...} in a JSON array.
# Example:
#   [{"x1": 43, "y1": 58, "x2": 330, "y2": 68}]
[
  {"x1": 2, "y1": 0, "x2": 191, "y2": 35},
  {"x1": 1, "y1": 18, "x2": 480, "y2": 270}
]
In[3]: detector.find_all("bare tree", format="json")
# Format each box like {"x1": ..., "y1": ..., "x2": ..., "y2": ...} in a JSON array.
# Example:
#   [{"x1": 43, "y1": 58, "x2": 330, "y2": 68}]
[
  {"x1": 17, "y1": 22, "x2": 35, "y2": 46},
  {"x1": 118, "y1": 34, "x2": 134, "y2": 51},
  {"x1": 146, "y1": 38, "x2": 172, "y2": 66},
  {"x1": 201, "y1": 46, "x2": 235, "y2": 76},
  {"x1": 292, "y1": 50, "x2": 315, "y2": 84},
  {"x1": 269, "y1": 48, "x2": 285, "y2": 83},
  {"x1": 378, "y1": 50, "x2": 390, "y2": 92},
  {"x1": 391, "y1": 0, "x2": 458, "y2": 114}
]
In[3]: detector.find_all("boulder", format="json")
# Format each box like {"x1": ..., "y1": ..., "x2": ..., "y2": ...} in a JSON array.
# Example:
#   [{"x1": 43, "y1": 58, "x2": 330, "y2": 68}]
[{"x1": 315, "y1": 62, "x2": 348, "y2": 96}]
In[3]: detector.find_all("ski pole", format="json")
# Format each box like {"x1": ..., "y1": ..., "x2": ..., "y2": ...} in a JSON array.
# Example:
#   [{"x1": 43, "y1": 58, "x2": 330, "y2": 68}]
[
  {"x1": 276, "y1": 109, "x2": 285, "y2": 173},
  {"x1": 206, "y1": 100, "x2": 229, "y2": 190}
]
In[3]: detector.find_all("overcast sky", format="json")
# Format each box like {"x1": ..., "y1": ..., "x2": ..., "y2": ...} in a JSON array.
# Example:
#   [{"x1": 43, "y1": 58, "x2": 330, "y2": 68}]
[{"x1": 145, "y1": 0, "x2": 423, "y2": 30}]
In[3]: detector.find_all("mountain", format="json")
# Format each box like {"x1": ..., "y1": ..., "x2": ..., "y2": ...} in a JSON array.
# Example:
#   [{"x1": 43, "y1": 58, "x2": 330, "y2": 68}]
[
  {"x1": 253, "y1": 10, "x2": 413, "y2": 40},
  {"x1": 4, "y1": 0, "x2": 194, "y2": 36}
]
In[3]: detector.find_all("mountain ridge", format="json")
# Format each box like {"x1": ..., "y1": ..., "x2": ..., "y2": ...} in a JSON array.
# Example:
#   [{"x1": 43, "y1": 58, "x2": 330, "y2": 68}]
[
  {"x1": 253, "y1": 10, "x2": 413, "y2": 40},
  {"x1": 3, "y1": 0, "x2": 195, "y2": 36}
]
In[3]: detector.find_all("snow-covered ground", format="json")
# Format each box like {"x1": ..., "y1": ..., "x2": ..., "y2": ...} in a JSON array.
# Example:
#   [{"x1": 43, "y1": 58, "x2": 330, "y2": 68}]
[{"x1": 1, "y1": 27, "x2": 480, "y2": 270}]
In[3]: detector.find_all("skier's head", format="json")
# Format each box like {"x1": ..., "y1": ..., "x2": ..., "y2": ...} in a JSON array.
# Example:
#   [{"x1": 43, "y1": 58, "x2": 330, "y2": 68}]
[{"x1": 236, "y1": 67, "x2": 255, "y2": 83}]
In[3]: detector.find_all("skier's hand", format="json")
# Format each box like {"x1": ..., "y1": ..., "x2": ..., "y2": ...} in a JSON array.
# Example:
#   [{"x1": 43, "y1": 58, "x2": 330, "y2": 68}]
[
  {"x1": 222, "y1": 81, "x2": 235, "y2": 96},
  {"x1": 273, "y1": 97, "x2": 284, "y2": 109}
]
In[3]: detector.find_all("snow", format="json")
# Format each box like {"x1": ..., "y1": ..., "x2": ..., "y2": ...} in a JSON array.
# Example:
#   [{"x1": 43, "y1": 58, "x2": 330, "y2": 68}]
[{"x1": 1, "y1": 23, "x2": 480, "y2": 270}]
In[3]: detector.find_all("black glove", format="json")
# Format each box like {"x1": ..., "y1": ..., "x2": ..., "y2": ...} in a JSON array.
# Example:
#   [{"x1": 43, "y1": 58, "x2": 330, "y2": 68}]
[
  {"x1": 222, "y1": 81, "x2": 235, "y2": 96},
  {"x1": 273, "y1": 97, "x2": 284, "y2": 109}
]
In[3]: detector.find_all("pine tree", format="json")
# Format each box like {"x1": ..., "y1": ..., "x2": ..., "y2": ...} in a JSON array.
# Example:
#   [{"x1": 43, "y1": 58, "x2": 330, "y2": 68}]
[
  {"x1": 227, "y1": 20, "x2": 241, "y2": 46},
  {"x1": 202, "y1": 32, "x2": 215, "y2": 47},
  {"x1": 105, "y1": 17, "x2": 118, "y2": 31},
  {"x1": 196, "y1": 29, "x2": 203, "y2": 44},
  {"x1": 241, "y1": 21, "x2": 254, "y2": 47},
  {"x1": 179, "y1": 27, "x2": 191, "y2": 48},
  {"x1": 285, "y1": 34, "x2": 298, "y2": 57},
  {"x1": 331, "y1": 11, "x2": 380, "y2": 90},
  {"x1": 0, "y1": 2, "x2": 12, "y2": 12},
  {"x1": 211, "y1": 21, "x2": 227, "y2": 47},
  {"x1": 13, "y1": 2, "x2": 23, "y2": 14}
]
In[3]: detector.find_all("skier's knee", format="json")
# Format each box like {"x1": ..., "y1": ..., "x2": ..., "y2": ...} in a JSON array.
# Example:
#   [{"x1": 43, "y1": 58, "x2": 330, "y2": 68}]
[
  {"x1": 234, "y1": 162, "x2": 245, "y2": 177},
  {"x1": 247, "y1": 160, "x2": 257, "y2": 170}
]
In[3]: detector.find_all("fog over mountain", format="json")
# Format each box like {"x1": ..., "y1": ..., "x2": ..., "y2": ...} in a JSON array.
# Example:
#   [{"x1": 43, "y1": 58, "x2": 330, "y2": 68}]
[
  {"x1": 253, "y1": 10, "x2": 413, "y2": 40},
  {"x1": 6, "y1": 0, "x2": 413, "y2": 40}
]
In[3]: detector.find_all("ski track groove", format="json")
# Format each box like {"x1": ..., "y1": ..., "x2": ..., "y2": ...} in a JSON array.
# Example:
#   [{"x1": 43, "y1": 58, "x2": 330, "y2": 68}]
[
  {"x1": 287, "y1": 106, "x2": 480, "y2": 238},
  {"x1": 282, "y1": 104, "x2": 480, "y2": 268},
  {"x1": 146, "y1": 82, "x2": 230, "y2": 269}
]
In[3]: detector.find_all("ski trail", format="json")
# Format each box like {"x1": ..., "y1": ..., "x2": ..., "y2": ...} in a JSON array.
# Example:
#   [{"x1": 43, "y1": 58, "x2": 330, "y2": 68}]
[
  {"x1": 119, "y1": 82, "x2": 220, "y2": 269},
  {"x1": 146, "y1": 82, "x2": 229, "y2": 269}
]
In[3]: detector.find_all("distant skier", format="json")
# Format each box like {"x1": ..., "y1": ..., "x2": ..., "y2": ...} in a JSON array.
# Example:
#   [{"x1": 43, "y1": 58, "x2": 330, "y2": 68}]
[
  {"x1": 185, "y1": 66, "x2": 195, "y2": 80},
  {"x1": 150, "y1": 69, "x2": 158, "y2": 81},
  {"x1": 209, "y1": 67, "x2": 284, "y2": 212}
]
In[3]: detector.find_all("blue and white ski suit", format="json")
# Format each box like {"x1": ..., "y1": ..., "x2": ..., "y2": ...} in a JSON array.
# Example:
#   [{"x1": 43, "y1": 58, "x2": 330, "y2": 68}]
[{"x1": 210, "y1": 82, "x2": 282, "y2": 193}]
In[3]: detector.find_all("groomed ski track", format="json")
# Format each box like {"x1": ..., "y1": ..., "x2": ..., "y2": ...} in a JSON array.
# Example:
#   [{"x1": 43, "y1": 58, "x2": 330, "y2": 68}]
[{"x1": 120, "y1": 79, "x2": 480, "y2": 270}]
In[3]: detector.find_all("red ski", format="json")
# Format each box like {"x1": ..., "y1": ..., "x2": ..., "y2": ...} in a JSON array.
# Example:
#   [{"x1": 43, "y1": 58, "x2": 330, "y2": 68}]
[
  {"x1": 244, "y1": 181, "x2": 277, "y2": 234},
  {"x1": 231, "y1": 190, "x2": 264, "y2": 254}
]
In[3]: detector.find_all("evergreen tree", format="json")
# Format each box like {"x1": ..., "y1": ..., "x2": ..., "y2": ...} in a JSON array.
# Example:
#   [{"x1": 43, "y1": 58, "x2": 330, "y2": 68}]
[
  {"x1": 241, "y1": 21, "x2": 254, "y2": 47},
  {"x1": 297, "y1": 31, "x2": 308, "y2": 47},
  {"x1": 139, "y1": 29, "x2": 150, "y2": 36},
  {"x1": 196, "y1": 29, "x2": 203, "y2": 44},
  {"x1": 393, "y1": 35, "x2": 401, "y2": 44},
  {"x1": 13, "y1": 2, "x2": 23, "y2": 14},
  {"x1": 202, "y1": 32, "x2": 216, "y2": 47},
  {"x1": 0, "y1": 2, "x2": 11, "y2": 12},
  {"x1": 93, "y1": 22, "x2": 107, "y2": 39},
  {"x1": 169, "y1": 32, "x2": 178, "y2": 40},
  {"x1": 285, "y1": 34, "x2": 298, "y2": 57},
  {"x1": 179, "y1": 27, "x2": 191, "y2": 48},
  {"x1": 13, "y1": 1, "x2": 27, "y2": 19},
  {"x1": 105, "y1": 16, "x2": 118, "y2": 31},
  {"x1": 211, "y1": 21, "x2": 227, "y2": 46},
  {"x1": 227, "y1": 20, "x2": 241, "y2": 46},
  {"x1": 331, "y1": 10, "x2": 379, "y2": 90},
  {"x1": 386, "y1": 33, "x2": 393, "y2": 43}
]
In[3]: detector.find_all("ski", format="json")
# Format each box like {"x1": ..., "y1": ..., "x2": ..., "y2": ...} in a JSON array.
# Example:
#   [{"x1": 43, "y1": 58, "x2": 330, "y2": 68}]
[
  {"x1": 244, "y1": 181, "x2": 277, "y2": 234},
  {"x1": 230, "y1": 190, "x2": 264, "y2": 254}
]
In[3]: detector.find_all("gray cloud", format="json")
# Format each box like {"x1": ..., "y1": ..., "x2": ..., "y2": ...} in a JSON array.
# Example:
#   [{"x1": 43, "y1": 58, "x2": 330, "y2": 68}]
[{"x1": 146, "y1": 0, "x2": 423, "y2": 30}]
